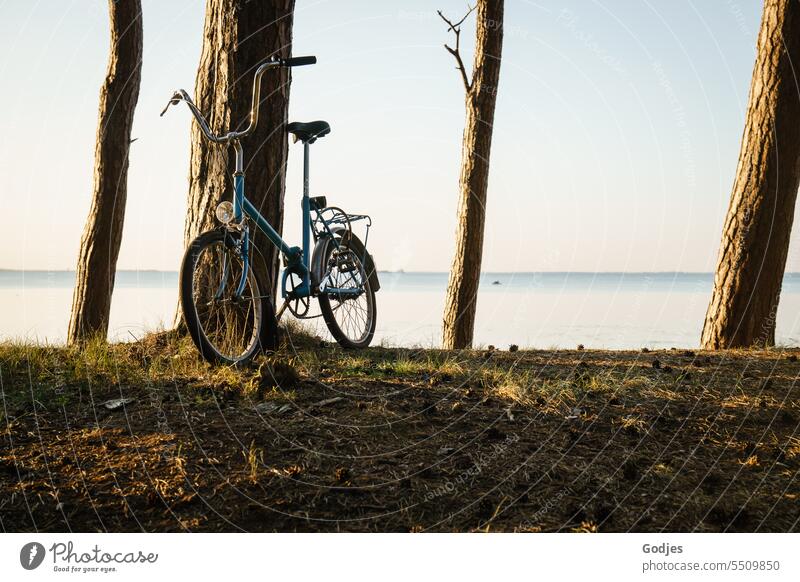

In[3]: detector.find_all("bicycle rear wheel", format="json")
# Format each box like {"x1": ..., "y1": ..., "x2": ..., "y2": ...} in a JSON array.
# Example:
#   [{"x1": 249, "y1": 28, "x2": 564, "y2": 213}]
[
  {"x1": 315, "y1": 232, "x2": 377, "y2": 349},
  {"x1": 180, "y1": 229, "x2": 278, "y2": 364}
]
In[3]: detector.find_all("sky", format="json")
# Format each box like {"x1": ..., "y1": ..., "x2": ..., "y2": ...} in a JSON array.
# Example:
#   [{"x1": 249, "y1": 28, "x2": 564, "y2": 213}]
[{"x1": 1, "y1": 0, "x2": 797, "y2": 274}]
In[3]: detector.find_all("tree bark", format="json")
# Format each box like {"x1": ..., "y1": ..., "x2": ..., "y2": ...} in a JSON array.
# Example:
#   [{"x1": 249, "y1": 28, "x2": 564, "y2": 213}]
[
  {"x1": 701, "y1": 0, "x2": 800, "y2": 349},
  {"x1": 68, "y1": 0, "x2": 143, "y2": 344},
  {"x1": 441, "y1": 0, "x2": 504, "y2": 349},
  {"x1": 184, "y1": 0, "x2": 295, "y2": 303}
]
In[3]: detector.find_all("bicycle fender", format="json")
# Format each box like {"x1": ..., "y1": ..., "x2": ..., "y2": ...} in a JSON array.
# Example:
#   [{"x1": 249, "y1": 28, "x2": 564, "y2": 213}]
[{"x1": 312, "y1": 229, "x2": 380, "y2": 293}]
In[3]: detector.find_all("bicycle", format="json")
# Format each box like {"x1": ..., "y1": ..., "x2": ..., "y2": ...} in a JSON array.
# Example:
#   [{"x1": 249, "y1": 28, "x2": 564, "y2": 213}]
[{"x1": 162, "y1": 55, "x2": 379, "y2": 365}]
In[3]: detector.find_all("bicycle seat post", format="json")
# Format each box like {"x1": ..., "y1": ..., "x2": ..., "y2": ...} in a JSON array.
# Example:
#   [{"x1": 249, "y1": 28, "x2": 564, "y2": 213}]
[
  {"x1": 286, "y1": 119, "x2": 330, "y2": 294},
  {"x1": 302, "y1": 141, "x2": 311, "y2": 279}
]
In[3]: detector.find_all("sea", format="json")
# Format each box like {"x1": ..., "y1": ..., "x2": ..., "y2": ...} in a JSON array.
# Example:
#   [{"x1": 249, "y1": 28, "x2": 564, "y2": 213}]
[{"x1": 2, "y1": 270, "x2": 799, "y2": 349}]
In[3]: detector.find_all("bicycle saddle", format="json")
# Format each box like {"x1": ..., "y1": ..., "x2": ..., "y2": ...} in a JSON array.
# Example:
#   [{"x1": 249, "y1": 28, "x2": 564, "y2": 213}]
[{"x1": 287, "y1": 120, "x2": 330, "y2": 144}]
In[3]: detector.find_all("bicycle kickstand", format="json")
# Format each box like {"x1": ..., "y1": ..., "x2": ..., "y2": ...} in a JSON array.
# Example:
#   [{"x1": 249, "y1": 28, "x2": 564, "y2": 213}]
[{"x1": 276, "y1": 298, "x2": 291, "y2": 322}]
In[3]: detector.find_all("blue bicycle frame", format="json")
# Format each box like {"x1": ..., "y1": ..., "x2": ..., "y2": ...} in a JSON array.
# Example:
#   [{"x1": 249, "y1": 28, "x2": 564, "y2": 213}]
[
  {"x1": 230, "y1": 141, "x2": 312, "y2": 302},
  {"x1": 162, "y1": 56, "x2": 364, "y2": 313}
]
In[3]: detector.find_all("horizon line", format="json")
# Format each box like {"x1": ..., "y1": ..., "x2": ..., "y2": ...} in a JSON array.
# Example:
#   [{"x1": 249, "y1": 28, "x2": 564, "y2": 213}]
[{"x1": 4, "y1": 269, "x2": 800, "y2": 276}]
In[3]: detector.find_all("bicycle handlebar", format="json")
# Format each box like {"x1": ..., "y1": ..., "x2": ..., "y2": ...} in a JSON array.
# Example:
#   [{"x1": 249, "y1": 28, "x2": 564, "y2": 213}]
[
  {"x1": 161, "y1": 55, "x2": 316, "y2": 143},
  {"x1": 160, "y1": 88, "x2": 229, "y2": 143},
  {"x1": 280, "y1": 55, "x2": 316, "y2": 67}
]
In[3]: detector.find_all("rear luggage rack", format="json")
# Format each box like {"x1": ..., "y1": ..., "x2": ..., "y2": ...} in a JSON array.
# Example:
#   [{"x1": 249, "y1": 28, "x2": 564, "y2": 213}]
[{"x1": 312, "y1": 205, "x2": 372, "y2": 246}]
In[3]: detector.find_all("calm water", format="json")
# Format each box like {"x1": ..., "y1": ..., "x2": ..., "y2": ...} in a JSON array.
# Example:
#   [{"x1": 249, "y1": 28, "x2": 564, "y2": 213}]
[{"x1": 2, "y1": 270, "x2": 800, "y2": 349}]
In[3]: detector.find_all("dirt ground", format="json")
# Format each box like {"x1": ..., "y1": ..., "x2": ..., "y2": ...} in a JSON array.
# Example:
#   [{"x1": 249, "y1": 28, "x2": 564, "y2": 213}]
[{"x1": 1, "y1": 334, "x2": 798, "y2": 532}]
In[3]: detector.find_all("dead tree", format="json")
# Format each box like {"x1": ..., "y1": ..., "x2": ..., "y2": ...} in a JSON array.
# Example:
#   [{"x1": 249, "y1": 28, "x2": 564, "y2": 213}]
[
  {"x1": 701, "y1": 0, "x2": 800, "y2": 349},
  {"x1": 440, "y1": 0, "x2": 504, "y2": 349},
  {"x1": 68, "y1": 0, "x2": 143, "y2": 344},
  {"x1": 183, "y1": 0, "x2": 295, "y2": 307}
]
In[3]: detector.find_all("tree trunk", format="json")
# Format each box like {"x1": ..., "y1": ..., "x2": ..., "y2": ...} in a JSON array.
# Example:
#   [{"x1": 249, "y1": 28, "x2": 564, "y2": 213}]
[
  {"x1": 442, "y1": 0, "x2": 504, "y2": 349},
  {"x1": 701, "y1": 0, "x2": 800, "y2": 349},
  {"x1": 184, "y1": 0, "x2": 295, "y2": 305},
  {"x1": 68, "y1": 0, "x2": 143, "y2": 344}
]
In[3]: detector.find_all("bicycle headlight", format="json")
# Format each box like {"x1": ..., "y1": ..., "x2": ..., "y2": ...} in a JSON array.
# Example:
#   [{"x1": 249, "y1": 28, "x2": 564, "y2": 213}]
[{"x1": 215, "y1": 201, "x2": 234, "y2": 224}]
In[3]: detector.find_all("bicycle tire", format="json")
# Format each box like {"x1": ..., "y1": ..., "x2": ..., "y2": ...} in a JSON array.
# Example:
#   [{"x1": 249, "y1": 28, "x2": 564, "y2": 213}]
[
  {"x1": 314, "y1": 231, "x2": 377, "y2": 349},
  {"x1": 180, "y1": 229, "x2": 278, "y2": 364}
]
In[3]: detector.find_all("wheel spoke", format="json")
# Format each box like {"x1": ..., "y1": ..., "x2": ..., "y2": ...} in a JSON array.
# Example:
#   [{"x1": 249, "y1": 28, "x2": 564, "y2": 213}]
[
  {"x1": 319, "y1": 242, "x2": 374, "y2": 346},
  {"x1": 190, "y1": 240, "x2": 261, "y2": 361}
]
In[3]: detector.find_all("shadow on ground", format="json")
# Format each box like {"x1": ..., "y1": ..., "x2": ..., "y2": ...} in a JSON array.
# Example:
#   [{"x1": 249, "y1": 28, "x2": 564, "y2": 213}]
[{"x1": 1, "y1": 335, "x2": 798, "y2": 532}]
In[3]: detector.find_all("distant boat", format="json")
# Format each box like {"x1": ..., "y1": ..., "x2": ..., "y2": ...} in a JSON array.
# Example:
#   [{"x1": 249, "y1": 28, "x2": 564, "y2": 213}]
[{"x1": 492, "y1": 280, "x2": 501, "y2": 285}]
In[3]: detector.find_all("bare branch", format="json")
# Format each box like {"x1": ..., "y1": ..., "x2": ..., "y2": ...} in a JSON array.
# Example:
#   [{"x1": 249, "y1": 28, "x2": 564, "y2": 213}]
[
  {"x1": 437, "y1": 5, "x2": 476, "y2": 93},
  {"x1": 437, "y1": 5, "x2": 475, "y2": 32},
  {"x1": 444, "y1": 42, "x2": 471, "y2": 93}
]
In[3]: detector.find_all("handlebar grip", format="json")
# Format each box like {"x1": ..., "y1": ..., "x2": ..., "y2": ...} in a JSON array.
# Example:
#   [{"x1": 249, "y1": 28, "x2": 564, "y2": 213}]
[{"x1": 281, "y1": 56, "x2": 316, "y2": 67}]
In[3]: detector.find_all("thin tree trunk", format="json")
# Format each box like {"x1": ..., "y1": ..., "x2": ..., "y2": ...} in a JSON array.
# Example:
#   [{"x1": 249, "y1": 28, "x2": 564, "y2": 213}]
[
  {"x1": 183, "y1": 0, "x2": 295, "y2": 307},
  {"x1": 701, "y1": 0, "x2": 800, "y2": 349},
  {"x1": 441, "y1": 0, "x2": 504, "y2": 349},
  {"x1": 68, "y1": 0, "x2": 143, "y2": 344}
]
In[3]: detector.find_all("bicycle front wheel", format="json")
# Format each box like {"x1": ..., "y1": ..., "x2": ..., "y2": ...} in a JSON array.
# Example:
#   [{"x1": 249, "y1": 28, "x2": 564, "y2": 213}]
[{"x1": 180, "y1": 229, "x2": 278, "y2": 364}]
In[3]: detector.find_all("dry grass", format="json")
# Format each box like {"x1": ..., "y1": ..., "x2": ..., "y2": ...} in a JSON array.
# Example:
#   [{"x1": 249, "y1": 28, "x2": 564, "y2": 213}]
[{"x1": 1, "y1": 335, "x2": 799, "y2": 532}]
